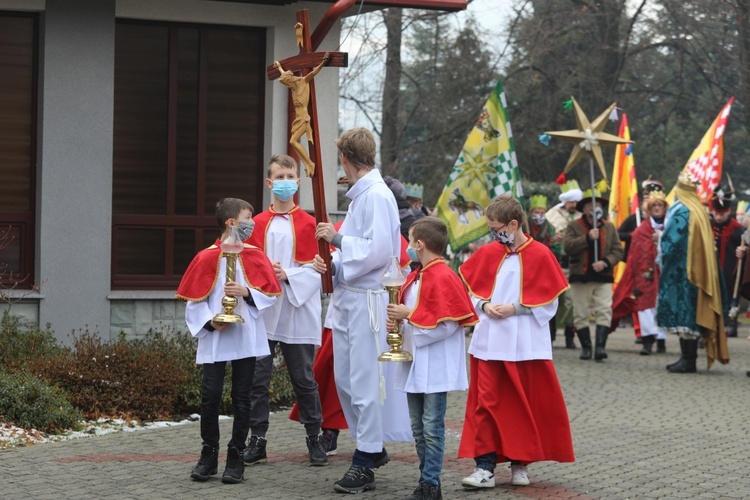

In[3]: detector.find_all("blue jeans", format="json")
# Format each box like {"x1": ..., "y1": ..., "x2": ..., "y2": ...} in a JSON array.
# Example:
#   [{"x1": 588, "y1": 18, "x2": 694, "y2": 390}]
[
  {"x1": 407, "y1": 392, "x2": 447, "y2": 488},
  {"x1": 200, "y1": 357, "x2": 256, "y2": 451},
  {"x1": 475, "y1": 451, "x2": 498, "y2": 472}
]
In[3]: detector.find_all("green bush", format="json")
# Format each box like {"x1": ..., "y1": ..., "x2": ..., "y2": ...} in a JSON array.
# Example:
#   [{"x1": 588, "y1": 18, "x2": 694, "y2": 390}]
[
  {"x1": 0, "y1": 368, "x2": 82, "y2": 433},
  {"x1": 0, "y1": 311, "x2": 61, "y2": 371},
  {"x1": 27, "y1": 329, "x2": 193, "y2": 421}
]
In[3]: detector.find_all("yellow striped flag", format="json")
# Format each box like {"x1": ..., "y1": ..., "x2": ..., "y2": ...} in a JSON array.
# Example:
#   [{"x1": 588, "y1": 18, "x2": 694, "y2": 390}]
[
  {"x1": 436, "y1": 79, "x2": 522, "y2": 251},
  {"x1": 609, "y1": 114, "x2": 638, "y2": 285}
]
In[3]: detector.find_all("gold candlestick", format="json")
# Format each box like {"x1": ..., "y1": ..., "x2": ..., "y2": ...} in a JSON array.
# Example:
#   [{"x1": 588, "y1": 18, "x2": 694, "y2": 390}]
[
  {"x1": 212, "y1": 232, "x2": 245, "y2": 324},
  {"x1": 378, "y1": 256, "x2": 412, "y2": 362}
]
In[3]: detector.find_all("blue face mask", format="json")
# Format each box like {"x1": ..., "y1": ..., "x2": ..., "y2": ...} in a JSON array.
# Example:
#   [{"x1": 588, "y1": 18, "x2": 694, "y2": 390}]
[
  {"x1": 406, "y1": 245, "x2": 419, "y2": 263},
  {"x1": 272, "y1": 179, "x2": 298, "y2": 202}
]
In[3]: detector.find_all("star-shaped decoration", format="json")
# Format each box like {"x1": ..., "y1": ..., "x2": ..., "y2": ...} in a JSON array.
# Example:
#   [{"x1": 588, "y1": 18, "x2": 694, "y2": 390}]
[
  {"x1": 455, "y1": 147, "x2": 496, "y2": 187},
  {"x1": 544, "y1": 97, "x2": 633, "y2": 179}
]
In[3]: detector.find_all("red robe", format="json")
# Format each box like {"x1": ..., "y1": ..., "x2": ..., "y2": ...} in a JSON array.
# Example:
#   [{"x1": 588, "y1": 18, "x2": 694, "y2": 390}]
[
  {"x1": 400, "y1": 258, "x2": 479, "y2": 329},
  {"x1": 247, "y1": 205, "x2": 317, "y2": 264},
  {"x1": 610, "y1": 219, "x2": 660, "y2": 331},
  {"x1": 175, "y1": 239, "x2": 281, "y2": 301},
  {"x1": 459, "y1": 237, "x2": 569, "y2": 305},
  {"x1": 288, "y1": 223, "x2": 411, "y2": 428}
]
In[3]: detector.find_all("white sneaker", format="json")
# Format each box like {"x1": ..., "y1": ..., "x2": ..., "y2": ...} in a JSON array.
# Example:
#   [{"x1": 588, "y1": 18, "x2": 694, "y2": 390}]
[
  {"x1": 510, "y1": 464, "x2": 530, "y2": 486},
  {"x1": 461, "y1": 468, "x2": 495, "y2": 489}
]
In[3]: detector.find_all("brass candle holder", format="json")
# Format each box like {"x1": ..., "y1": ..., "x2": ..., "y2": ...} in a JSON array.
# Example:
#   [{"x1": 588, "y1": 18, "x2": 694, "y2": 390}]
[
  {"x1": 378, "y1": 256, "x2": 413, "y2": 362},
  {"x1": 212, "y1": 230, "x2": 245, "y2": 324}
]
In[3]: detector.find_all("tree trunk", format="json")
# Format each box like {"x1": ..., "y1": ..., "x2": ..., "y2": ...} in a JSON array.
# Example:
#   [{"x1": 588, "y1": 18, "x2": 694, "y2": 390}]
[
  {"x1": 736, "y1": 0, "x2": 750, "y2": 136},
  {"x1": 381, "y1": 8, "x2": 402, "y2": 177}
]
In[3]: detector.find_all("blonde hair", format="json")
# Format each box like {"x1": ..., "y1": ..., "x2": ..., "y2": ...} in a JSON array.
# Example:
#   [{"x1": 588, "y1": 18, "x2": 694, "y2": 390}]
[
  {"x1": 267, "y1": 154, "x2": 299, "y2": 177},
  {"x1": 335, "y1": 128, "x2": 376, "y2": 170}
]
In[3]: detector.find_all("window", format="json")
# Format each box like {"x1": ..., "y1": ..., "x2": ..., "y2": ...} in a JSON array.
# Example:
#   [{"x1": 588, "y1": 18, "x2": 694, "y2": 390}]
[
  {"x1": 0, "y1": 12, "x2": 37, "y2": 289},
  {"x1": 112, "y1": 20, "x2": 266, "y2": 290}
]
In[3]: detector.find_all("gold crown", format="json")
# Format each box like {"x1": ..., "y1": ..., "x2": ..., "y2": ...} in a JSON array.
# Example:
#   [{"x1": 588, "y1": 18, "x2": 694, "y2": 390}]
[
  {"x1": 676, "y1": 171, "x2": 698, "y2": 191},
  {"x1": 646, "y1": 189, "x2": 668, "y2": 209},
  {"x1": 529, "y1": 194, "x2": 547, "y2": 210}
]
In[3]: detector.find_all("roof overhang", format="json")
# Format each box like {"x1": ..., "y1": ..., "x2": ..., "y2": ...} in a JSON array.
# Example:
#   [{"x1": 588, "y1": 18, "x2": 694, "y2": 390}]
[{"x1": 204, "y1": 0, "x2": 467, "y2": 12}]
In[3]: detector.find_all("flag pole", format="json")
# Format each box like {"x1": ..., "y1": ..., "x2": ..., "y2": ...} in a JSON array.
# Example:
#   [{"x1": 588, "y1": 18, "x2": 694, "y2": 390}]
[{"x1": 589, "y1": 157, "x2": 599, "y2": 262}]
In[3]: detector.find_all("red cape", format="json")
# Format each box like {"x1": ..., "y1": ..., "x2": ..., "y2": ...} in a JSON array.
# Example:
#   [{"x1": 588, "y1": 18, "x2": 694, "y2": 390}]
[
  {"x1": 400, "y1": 258, "x2": 479, "y2": 329},
  {"x1": 611, "y1": 220, "x2": 660, "y2": 331},
  {"x1": 248, "y1": 205, "x2": 317, "y2": 264},
  {"x1": 459, "y1": 237, "x2": 569, "y2": 306},
  {"x1": 175, "y1": 239, "x2": 282, "y2": 301}
]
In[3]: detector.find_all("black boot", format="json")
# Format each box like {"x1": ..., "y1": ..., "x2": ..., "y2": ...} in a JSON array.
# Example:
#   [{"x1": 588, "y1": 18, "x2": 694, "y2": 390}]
[
  {"x1": 190, "y1": 445, "x2": 218, "y2": 481},
  {"x1": 666, "y1": 338, "x2": 686, "y2": 369},
  {"x1": 564, "y1": 326, "x2": 577, "y2": 349},
  {"x1": 668, "y1": 337, "x2": 698, "y2": 373},
  {"x1": 222, "y1": 446, "x2": 244, "y2": 484},
  {"x1": 594, "y1": 325, "x2": 609, "y2": 361},
  {"x1": 656, "y1": 338, "x2": 666, "y2": 353},
  {"x1": 243, "y1": 435, "x2": 267, "y2": 465},
  {"x1": 576, "y1": 327, "x2": 592, "y2": 360},
  {"x1": 726, "y1": 316, "x2": 738, "y2": 337},
  {"x1": 306, "y1": 434, "x2": 329, "y2": 466},
  {"x1": 639, "y1": 335, "x2": 655, "y2": 355}
]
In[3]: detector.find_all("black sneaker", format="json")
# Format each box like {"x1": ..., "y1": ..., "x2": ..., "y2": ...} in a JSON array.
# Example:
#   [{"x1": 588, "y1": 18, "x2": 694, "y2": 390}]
[
  {"x1": 333, "y1": 465, "x2": 375, "y2": 494},
  {"x1": 243, "y1": 435, "x2": 267, "y2": 465},
  {"x1": 190, "y1": 445, "x2": 218, "y2": 481},
  {"x1": 404, "y1": 483, "x2": 424, "y2": 500},
  {"x1": 320, "y1": 428, "x2": 339, "y2": 456},
  {"x1": 221, "y1": 447, "x2": 244, "y2": 484},
  {"x1": 306, "y1": 434, "x2": 329, "y2": 466},
  {"x1": 373, "y1": 447, "x2": 389, "y2": 468}
]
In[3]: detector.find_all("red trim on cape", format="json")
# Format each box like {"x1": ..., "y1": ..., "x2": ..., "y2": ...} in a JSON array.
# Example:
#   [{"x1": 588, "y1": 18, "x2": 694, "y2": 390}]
[
  {"x1": 459, "y1": 238, "x2": 569, "y2": 306},
  {"x1": 248, "y1": 205, "x2": 317, "y2": 264},
  {"x1": 399, "y1": 258, "x2": 478, "y2": 329},
  {"x1": 175, "y1": 239, "x2": 282, "y2": 301},
  {"x1": 713, "y1": 218, "x2": 743, "y2": 267}
]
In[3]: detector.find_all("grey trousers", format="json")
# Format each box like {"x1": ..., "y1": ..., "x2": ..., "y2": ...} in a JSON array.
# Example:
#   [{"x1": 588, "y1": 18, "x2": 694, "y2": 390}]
[{"x1": 249, "y1": 339, "x2": 322, "y2": 438}]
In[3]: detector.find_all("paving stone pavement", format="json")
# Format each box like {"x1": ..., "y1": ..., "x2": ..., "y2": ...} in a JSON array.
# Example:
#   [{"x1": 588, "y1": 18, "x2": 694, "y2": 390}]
[{"x1": 2, "y1": 327, "x2": 750, "y2": 499}]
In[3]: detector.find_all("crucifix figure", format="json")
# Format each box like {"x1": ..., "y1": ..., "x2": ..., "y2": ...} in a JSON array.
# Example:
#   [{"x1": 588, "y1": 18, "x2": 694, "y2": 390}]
[{"x1": 267, "y1": 10, "x2": 348, "y2": 293}]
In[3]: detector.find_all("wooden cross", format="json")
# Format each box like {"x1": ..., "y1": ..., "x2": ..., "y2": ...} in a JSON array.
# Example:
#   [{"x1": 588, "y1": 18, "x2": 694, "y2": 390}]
[{"x1": 267, "y1": 10, "x2": 348, "y2": 294}]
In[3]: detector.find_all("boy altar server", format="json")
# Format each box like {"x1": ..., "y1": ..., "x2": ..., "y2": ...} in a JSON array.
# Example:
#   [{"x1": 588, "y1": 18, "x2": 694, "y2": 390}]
[
  {"x1": 458, "y1": 195, "x2": 575, "y2": 489},
  {"x1": 313, "y1": 127, "x2": 412, "y2": 494},
  {"x1": 244, "y1": 154, "x2": 327, "y2": 466},
  {"x1": 386, "y1": 216, "x2": 478, "y2": 500},
  {"x1": 177, "y1": 198, "x2": 281, "y2": 484}
]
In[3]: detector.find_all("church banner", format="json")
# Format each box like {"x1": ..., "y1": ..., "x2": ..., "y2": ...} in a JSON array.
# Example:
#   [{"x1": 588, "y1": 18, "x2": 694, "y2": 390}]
[{"x1": 436, "y1": 78, "x2": 522, "y2": 251}]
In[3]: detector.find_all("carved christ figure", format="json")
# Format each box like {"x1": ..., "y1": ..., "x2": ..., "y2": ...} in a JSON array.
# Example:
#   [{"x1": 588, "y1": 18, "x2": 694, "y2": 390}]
[{"x1": 273, "y1": 52, "x2": 330, "y2": 177}]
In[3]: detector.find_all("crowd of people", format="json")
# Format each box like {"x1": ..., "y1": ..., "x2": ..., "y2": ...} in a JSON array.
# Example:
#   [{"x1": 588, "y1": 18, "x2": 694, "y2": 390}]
[{"x1": 175, "y1": 126, "x2": 747, "y2": 498}]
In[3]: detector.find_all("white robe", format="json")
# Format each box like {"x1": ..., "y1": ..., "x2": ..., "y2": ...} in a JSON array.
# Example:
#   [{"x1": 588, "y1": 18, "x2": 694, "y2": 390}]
[
  {"x1": 261, "y1": 215, "x2": 322, "y2": 346},
  {"x1": 185, "y1": 257, "x2": 276, "y2": 364},
  {"x1": 468, "y1": 254, "x2": 558, "y2": 362},
  {"x1": 330, "y1": 168, "x2": 412, "y2": 452},
  {"x1": 394, "y1": 283, "x2": 469, "y2": 394}
]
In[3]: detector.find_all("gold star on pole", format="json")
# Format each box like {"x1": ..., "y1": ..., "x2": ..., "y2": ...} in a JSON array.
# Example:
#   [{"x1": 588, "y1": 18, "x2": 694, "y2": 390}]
[
  {"x1": 455, "y1": 147, "x2": 497, "y2": 187},
  {"x1": 544, "y1": 97, "x2": 633, "y2": 180}
]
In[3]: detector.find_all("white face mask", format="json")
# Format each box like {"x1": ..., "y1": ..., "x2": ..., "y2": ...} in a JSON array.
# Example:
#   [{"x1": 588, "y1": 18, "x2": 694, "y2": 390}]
[
  {"x1": 531, "y1": 214, "x2": 546, "y2": 226},
  {"x1": 491, "y1": 229, "x2": 515, "y2": 245}
]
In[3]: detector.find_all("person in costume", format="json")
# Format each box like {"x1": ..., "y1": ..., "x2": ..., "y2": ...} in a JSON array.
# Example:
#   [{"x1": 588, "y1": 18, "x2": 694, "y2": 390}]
[
  {"x1": 313, "y1": 127, "x2": 412, "y2": 494},
  {"x1": 657, "y1": 173, "x2": 729, "y2": 373},
  {"x1": 458, "y1": 195, "x2": 574, "y2": 490},
  {"x1": 709, "y1": 184, "x2": 745, "y2": 337},
  {"x1": 288, "y1": 222, "x2": 412, "y2": 456},
  {"x1": 405, "y1": 182, "x2": 429, "y2": 220},
  {"x1": 177, "y1": 198, "x2": 281, "y2": 485},
  {"x1": 546, "y1": 179, "x2": 583, "y2": 350},
  {"x1": 528, "y1": 194, "x2": 560, "y2": 343},
  {"x1": 610, "y1": 191, "x2": 669, "y2": 355},
  {"x1": 563, "y1": 188, "x2": 624, "y2": 362},
  {"x1": 385, "y1": 217, "x2": 477, "y2": 500},
  {"x1": 242, "y1": 155, "x2": 327, "y2": 467}
]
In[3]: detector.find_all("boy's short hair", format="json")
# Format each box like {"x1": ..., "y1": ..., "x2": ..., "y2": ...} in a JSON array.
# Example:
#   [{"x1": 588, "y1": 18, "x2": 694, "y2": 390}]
[
  {"x1": 410, "y1": 216, "x2": 448, "y2": 255},
  {"x1": 267, "y1": 154, "x2": 299, "y2": 177},
  {"x1": 485, "y1": 194, "x2": 526, "y2": 225},
  {"x1": 215, "y1": 198, "x2": 253, "y2": 230},
  {"x1": 335, "y1": 128, "x2": 376, "y2": 170}
]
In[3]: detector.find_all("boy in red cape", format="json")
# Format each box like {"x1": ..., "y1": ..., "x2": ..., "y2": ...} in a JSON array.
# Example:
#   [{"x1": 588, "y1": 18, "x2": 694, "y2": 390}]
[
  {"x1": 176, "y1": 198, "x2": 281, "y2": 485},
  {"x1": 386, "y1": 217, "x2": 478, "y2": 500},
  {"x1": 458, "y1": 195, "x2": 575, "y2": 489},
  {"x1": 243, "y1": 155, "x2": 328, "y2": 467}
]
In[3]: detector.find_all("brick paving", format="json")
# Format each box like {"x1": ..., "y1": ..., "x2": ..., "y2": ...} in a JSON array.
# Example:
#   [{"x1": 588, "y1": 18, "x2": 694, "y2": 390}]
[{"x1": 2, "y1": 327, "x2": 750, "y2": 499}]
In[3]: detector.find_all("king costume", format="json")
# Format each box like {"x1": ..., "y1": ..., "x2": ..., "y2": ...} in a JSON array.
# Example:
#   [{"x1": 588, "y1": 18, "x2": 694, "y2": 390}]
[{"x1": 458, "y1": 237, "x2": 575, "y2": 468}]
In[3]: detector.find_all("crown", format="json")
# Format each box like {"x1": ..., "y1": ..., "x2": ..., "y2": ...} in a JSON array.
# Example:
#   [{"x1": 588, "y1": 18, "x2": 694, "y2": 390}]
[
  {"x1": 559, "y1": 179, "x2": 580, "y2": 193},
  {"x1": 529, "y1": 194, "x2": 547, "y2": 210},
  {"x1": 581, "y1": 188, "x2": 603, "y2": 199},
  {"x1": 405, "y1": 182, "x2": 424, "y2": 199},
  {"x1": 676, "y1": 171, "x2": 698, "y2": 190}
]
